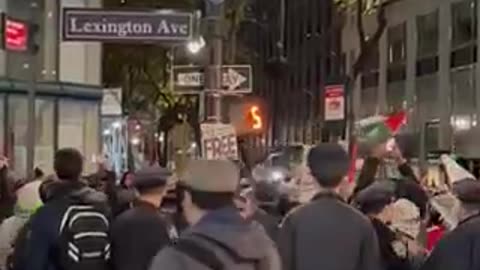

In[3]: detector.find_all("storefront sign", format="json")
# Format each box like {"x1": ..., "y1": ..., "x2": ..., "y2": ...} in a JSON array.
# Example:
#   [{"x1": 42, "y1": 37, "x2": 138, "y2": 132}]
[
  {"x1": 62, "y1": 8, "x2": 193, "y2": 42},
  {"x1": 324, "y1": 85, "x2": 345, "y2": 121},
  {"x1": 200, "y1": 123, "x2": 238, "y2": 160}
]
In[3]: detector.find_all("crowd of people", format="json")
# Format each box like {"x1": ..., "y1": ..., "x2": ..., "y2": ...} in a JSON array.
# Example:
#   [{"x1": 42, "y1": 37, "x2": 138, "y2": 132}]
[{"x1": 0, "y1": 142, "x2": 478, "y2": 270}]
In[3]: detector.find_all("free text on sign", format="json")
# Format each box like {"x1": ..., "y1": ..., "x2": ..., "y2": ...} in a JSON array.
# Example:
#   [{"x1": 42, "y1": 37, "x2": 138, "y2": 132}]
[{"x1": 200, "y1": 124, "x2": 238, "y2": 160}]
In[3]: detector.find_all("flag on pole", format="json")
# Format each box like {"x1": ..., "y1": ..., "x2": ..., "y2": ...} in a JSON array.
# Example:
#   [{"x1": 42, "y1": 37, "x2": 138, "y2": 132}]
[{"x1": 356, "y1": 111, "x2": 407, "y2": 147}]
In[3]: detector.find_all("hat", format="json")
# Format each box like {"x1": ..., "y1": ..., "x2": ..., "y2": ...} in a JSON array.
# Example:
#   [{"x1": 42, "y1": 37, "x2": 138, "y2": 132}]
[
  {"x1": 354, "y1": 180, "x2": 396, "y2": 214},
  {"x1": 182, "y1": 159, "x2": 239, "y2": 193},
  {"x1": 452, "y1": 179, "x2": 480, "y2": 204},
  {"x1": 441, "y1": 154, "x2": 476, "y2": 184},
  {"x1": 440, "y1": 154, "x2": 480, "y2": 204},
  {"x1": 133, "y1": 166, "x2": 171, "y2": 192},
  {"x1": 390, "y1": 199, "x2": 421, "y2": 239}
]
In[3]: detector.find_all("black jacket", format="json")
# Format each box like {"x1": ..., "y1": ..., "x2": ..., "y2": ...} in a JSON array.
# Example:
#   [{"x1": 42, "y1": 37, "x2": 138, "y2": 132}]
[
  {"x1": 251, "y1": 209, "x2": 280, "y2": 241},
  {"x1": 370, "y1": 219, "x2": 411, "y2": 270},
  {"x1": 19, "y1": 181, "x2": 109, "y2": 270},
  {"x1": 420, "y1": 214, "x2": 480, "y2": 270},
  {"x1": 278, "y1": 193, "x2": 382, "y2": 270},
  {"x1": 110, "y1": 200, "x2": 171, "y2": 270}
]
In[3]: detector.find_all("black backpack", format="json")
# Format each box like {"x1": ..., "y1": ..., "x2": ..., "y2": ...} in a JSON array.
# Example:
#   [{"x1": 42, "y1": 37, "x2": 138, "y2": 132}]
[
  {"x1": 56, "y1": 192, "x2": 110, "y2": 270},
  {"x1": 172, "y1": 233, "x2": 260, "y2": 270}
]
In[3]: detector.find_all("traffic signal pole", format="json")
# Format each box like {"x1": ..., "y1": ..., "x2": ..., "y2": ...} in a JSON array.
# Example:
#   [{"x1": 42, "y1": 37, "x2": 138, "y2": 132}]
[
  {"x1": 26, "y1": 6, "x2": 38, "y2": 179},
  {"x1": 204, "y1": 0, "x2": 224, "y2": 122}
]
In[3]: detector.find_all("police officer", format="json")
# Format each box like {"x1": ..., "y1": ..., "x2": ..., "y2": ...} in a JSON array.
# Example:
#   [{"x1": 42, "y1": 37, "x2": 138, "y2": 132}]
[{"x1": 110, "y1": 166, "x2": 174, "y2": 270}]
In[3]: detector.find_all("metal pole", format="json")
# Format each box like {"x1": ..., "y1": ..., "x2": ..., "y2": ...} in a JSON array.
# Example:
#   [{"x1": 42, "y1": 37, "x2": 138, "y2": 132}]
[
  {"x1": 346, "y1": 77, "x2": 356, "y2": 156},
  {"x1": 204, "y1": 1, "x2": 224, "y2": 122},
  {"x1": 26, "y1": 60, "x2": 36, "y2": 179},
  {"x1": 26, "y1": 4, "x2": 37, "y2": 179}
]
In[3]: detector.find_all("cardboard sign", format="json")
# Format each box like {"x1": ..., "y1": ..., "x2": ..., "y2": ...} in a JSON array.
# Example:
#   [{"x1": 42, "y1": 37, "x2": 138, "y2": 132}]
[
  {"x1": 324, "y1": 85, "x2": 345, "y2": 121},
  {"x1": 200, "y1": 124, "x2": 238, "y2": 160}
]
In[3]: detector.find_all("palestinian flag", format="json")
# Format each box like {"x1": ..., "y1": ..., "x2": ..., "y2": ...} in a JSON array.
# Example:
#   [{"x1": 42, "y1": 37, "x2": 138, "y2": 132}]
[{"x1": 355, "y1": 111, "x2": 407, "y2": 147}]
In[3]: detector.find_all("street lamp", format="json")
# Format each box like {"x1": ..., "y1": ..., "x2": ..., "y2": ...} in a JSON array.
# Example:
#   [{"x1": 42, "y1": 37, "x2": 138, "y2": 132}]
[{"x1": 186, "y1": 36, "x2": 206, "y2": 54}]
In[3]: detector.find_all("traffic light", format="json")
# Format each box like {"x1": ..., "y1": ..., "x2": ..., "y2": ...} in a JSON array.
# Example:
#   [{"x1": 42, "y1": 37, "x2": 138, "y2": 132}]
[
  {"x1": 228, "y1": 98, "x2": 266, "y2": 135},
  {"x1": 247, "y1": 105, "x2": 263, "y2": 130},
  {"x1": 1, "y1": 14, "x2": 39, "y2": 54}
]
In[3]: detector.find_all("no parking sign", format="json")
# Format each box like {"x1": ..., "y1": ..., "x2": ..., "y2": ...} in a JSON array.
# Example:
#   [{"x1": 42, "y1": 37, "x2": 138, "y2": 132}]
[{"x1": 324, "y1": 85, "x2": 345, "y2": 121}]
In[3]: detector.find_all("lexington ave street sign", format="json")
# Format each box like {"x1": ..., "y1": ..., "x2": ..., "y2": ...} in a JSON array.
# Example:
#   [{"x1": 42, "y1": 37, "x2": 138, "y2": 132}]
[
  {"x1": 173, "y1": 65, "x2": 252, "y2": 93},
  {"x1": 63, "y1": 8, "x2": 193, "y2": 42}
]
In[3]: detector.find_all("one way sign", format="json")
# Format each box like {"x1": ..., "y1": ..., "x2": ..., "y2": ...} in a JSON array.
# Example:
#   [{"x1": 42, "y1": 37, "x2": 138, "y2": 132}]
[{"x1": 173, "y1": 65, "x2": 252, "y2": 94}]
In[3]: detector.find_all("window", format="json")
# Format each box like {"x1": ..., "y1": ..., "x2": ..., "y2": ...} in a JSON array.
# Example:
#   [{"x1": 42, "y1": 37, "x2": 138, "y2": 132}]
[
  {"x1": 361, "y1": 44, "x2": 379, "y2": 112},
  {"x1": 35, "y1": 99, "x2": 55, "y2": 174},
  {"x1": 360, "y1": 87, "x2": 378, "y2": 117},
  {"x1": 59, "y1": 100, "x2": 99, "y2": 174},
  {"x1": 387, "y1": 81, "x2": 407, "y2": 113},
  {"x1": 451, "y1": 67, "x2": 476, "y2": 117},
  {"x1": 7, "y1": 97, "x2": 56, "y2": 176},
  {"x1": 8, "y1": 96, "x2": 28, "y2": 175},
  {"x1": 451, "y1": 0, "x2": 477, "y2": 48},
  {"x1": 415, "y1": 75, "x2": 439, "y2": 125},
  {"x1": 417, "y1": 10, "x2": 439, "y2": 57},
  {"x1": 388, "y1": 23, "x2": 406, "y2": 64},
  {"x1": 387, "y1": 23, "x2": 406, "y2": 113}
]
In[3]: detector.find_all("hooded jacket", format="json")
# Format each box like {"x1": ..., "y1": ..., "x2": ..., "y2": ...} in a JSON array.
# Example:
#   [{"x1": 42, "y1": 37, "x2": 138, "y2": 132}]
[
  {"x1": 148, "y1": 207, "x2": 281, "y2": 270},
  {"x1": 17, "y1": 181, "x2": 108, "y2": 270}
]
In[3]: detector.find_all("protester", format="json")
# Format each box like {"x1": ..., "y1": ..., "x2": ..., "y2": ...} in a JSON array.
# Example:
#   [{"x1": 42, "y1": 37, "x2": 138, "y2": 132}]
[
  {"x1": 278, "y1": 143, "x2": 381, "y2": 270},
  {"x1": 110, "y1": 172, "x2": 136, "y2": 217},
  {"x1": 355, "y1": 182, "x2": 413, "y2": 270},
  {"x1": 20, "y1": 148, "x2": 110, "y2": 270},
  {"x1": 33, "y1": 168, "x2": 45, "y2": 181},
  {"x1": 0, "y1": 158, "x2": 16, "y2": 224},
  {"x1": 149, "y1": 159, "x2": 281, "y2": 270},
  {"x1": 6, "y1": 176, "x2": 60, "y2": 270},
  {"x1": 0, "y1": 180, "x2": 43, "y2": 270},
  {"x1": 234, "y1": 182, "x2": 281, "y2": 241},
  {"x1": 111, "y1": 166, "x2": 175, "y2": 270},
  {"x1": 420, "y1": 155, "x2": 480, "y2": 270}
]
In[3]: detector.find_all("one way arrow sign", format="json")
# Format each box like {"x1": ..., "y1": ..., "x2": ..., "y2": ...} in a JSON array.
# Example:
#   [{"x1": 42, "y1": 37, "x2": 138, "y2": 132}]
[
  {"x1": 223, "y1": 68, "x2": 247, "y2": 90},
  {"x1": 173, "y1": 65, "x2": 252, "y2": 94}
]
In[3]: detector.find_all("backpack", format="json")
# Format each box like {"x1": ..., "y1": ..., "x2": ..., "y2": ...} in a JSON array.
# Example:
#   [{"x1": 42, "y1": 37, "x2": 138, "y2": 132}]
[
  {"x1": 172, "y1": 233, "x2": 260, "y2": 270},
  {"x1": 56, "y1": 192, "x2": 110, "y2": 270}
]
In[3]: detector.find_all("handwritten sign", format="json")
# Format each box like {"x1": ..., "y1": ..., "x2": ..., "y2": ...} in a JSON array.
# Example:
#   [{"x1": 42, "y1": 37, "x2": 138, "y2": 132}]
[{"x1": 200, "y1": 124, "x2": 238, "y2": 160}]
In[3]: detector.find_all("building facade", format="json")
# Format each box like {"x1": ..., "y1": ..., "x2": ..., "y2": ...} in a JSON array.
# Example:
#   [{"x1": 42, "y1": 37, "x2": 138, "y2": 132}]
[
  {"x1": 343, "y1": 0, "x2": 480, "y2": 158},
  {"x1": 248, "y1": 0, "x2": 342, "y2": 152},
  {"x1": 0, "y1": 0, "x2": 103, "y2": 175}
]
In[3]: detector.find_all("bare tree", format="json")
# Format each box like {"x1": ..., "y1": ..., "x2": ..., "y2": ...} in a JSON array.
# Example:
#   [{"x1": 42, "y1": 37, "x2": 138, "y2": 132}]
[{"x1": 335, "y1": 0, "x2": 403, "y2": 149}]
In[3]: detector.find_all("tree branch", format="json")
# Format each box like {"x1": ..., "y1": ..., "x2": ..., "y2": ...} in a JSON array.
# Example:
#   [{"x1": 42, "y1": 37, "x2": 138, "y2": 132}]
[
  {"x1": 369, "y1": 0, "x2": 387, "y2": 45},
  {"x1": 352, "y1": 0, "x2": 390, "y2": 79},
  {"x1": 356, "y1": 0, "x2": 367, "y2": 50}
]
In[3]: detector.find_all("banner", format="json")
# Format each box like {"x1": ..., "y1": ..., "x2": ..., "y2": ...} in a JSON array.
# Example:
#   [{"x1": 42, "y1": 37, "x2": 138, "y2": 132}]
[{"x1": 200, "y1": 123, "x2": 238, "y2": 160}]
